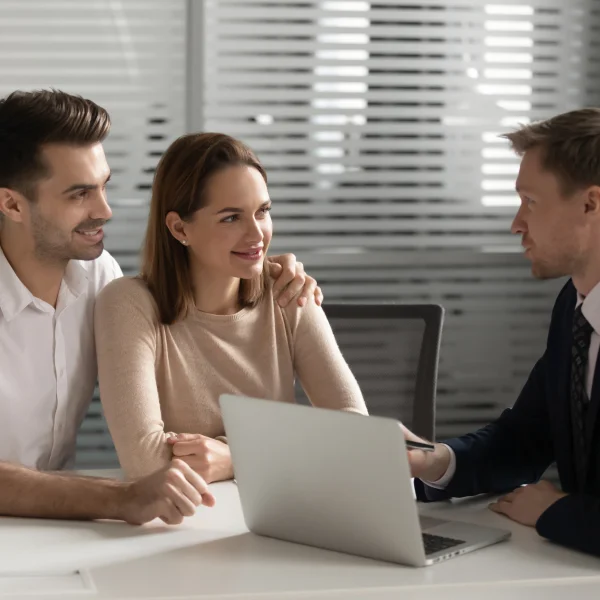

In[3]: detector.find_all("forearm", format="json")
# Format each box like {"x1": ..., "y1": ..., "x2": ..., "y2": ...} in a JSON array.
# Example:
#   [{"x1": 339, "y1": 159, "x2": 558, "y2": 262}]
[
  {"x1": 429, "y1": 354, "x2": 554, "y2": 499},
  {"x1": 414, "y1": 415, "x2": 553, "y2": 503},
  {"x1": 119, "y1": 432, "x2": 171, "y2": 480},
  {"x1": 292, "y1": 301, "x2": 368, "y2": 415},
  {"x1": 441, "y1": 414, "x2": 554, "y2": 498},
  {"x1": 0, "y1": 461, "x2": 128, "y2": 520},
  {"x1": 536, "y1": 494, "x2": 600, "y2": 557}
]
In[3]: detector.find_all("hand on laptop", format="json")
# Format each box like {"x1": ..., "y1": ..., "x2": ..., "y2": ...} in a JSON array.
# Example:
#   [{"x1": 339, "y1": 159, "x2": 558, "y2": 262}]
[
  {"x1": 167, "y1": 433, "x2": 234, "y2": 484},
  {"x1": 120, "y1": 459, "x2": 215, "y2": 525},
  {"x1": 401, "y1": 424, "x2": 451, "y2": 482}
]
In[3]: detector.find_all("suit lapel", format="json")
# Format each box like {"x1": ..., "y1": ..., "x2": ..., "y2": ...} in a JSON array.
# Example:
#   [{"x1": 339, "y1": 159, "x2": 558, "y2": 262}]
[{"x1": 555, "y1": 289, "x2": 577, "y2": 492}]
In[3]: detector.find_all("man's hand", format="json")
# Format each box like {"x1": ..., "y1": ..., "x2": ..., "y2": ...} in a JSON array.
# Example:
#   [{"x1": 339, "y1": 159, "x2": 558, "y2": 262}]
[
  {"x1": 167, "y1": 434, "x2": 234, "y2": 484},
  {"x1": 401, "y1": 424, "x2": 451, "y2": 483},
  {"x1": 268, "y1": 254, "x2": 323, "y2": 308},
  {"x1": 120, "y1": 459, "x2": 215, "y2": 525},
  {"x1": 489, "y1": 480, "x2": 567, "y2": 527}
]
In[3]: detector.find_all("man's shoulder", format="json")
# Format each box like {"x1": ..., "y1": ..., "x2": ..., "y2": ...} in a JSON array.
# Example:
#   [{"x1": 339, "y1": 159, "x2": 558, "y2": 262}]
[
  {"x1": 552, "y1": 279, "x2": 577, "y2": 318},
  {"x1": 76, "y1": 250, "x2": 123, "y2": 293},
  {"x1": 544, "y1": 279, "x2": 577, "y2": 349}
]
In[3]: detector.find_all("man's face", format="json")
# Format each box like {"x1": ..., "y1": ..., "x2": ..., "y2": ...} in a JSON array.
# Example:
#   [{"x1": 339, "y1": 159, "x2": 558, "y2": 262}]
[
  {"x1": 22, "y1": 143, "x2": 112, "y2": 263},
  {"x1": 511, "y1": 146, "x2": 589, "y2": 280}
]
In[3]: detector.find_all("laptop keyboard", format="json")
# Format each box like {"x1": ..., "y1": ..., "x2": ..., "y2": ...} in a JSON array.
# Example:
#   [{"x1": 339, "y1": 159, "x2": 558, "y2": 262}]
[{"x1": 422, "y1": 533, "x2": 465, "y2": 555}]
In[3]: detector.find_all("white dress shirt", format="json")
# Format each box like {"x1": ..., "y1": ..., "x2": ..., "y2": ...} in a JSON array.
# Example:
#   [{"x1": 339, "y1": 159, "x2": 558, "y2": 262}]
[
  {"x1": 0, "y1": 247, "x2": 122, "y2": 470},
  {"x1": 426, "y1": 280, "x2": 600, "y2": 489}
]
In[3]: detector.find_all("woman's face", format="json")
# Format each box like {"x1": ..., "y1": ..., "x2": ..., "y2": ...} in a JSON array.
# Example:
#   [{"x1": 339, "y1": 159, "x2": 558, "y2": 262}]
[{"x1": 181, "y1": 165, "x2": 272, "y2": 280}]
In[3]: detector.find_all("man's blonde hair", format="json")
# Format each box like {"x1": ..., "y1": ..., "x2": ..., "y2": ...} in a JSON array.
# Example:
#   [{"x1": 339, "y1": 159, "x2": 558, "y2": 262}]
[{"x1": 501, "y1": 108, "x2": 600, "y2": 195}]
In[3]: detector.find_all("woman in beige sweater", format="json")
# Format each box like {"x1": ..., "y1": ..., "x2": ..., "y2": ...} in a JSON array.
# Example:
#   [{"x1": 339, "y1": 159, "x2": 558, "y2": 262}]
[{"x1": 95, "y1": 133, "x2": 368, "y2": 482}]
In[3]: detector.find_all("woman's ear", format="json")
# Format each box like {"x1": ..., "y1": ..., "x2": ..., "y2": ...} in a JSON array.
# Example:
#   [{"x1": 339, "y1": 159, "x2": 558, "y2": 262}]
[{"x1": 165, "y1": 211, "x2": 188, "y2": 245}]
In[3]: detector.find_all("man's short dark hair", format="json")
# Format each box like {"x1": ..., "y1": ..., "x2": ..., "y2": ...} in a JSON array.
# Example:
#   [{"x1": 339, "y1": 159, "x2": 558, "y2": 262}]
[
  {"x1": 502, "y1": 108, "x2": 600, "y2": 196},
  {"x1": 0, "y1": 89, "x2": 111, "y2": 201}
]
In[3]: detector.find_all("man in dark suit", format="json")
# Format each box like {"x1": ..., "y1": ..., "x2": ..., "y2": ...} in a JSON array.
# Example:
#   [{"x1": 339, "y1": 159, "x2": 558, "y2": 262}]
[{"x1": 405, "y1": 108, "x2": 600, "y2": 557}]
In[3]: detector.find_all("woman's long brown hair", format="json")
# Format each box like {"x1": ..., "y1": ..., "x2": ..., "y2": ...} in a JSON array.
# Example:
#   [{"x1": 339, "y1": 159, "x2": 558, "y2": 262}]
[{"x1": 141, "y1": 133, "x2": 268, "y2": 324}]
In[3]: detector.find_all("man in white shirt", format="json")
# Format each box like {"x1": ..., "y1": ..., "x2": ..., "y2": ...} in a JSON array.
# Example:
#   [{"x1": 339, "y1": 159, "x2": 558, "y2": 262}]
[
  {"x1": 0, "y1": 89, "x2": 320, "y2": 523},
  {"x1": 405, "y1": 108, "x2": 600, "y2": 557}
]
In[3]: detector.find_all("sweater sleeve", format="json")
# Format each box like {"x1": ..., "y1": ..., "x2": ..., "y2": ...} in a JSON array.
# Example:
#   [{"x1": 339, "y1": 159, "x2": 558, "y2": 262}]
[
  {"x1": 94, "y1": 278, "x2": 171, "y2": 479},
  {"x1": 285, "y1": 299, "x2": 368, "y2": 415}
]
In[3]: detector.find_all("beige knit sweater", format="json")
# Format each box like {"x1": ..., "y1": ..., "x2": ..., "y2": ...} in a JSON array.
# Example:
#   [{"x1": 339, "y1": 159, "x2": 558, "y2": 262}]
[{"x1": 94, "y1": 277, "x2": 367, "y2": 478}]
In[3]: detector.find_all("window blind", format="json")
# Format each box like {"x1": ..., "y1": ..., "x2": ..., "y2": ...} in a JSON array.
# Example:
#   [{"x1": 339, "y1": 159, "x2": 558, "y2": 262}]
[{"x1": 193, "y1": 0, "x2": 592, "y2": 445}]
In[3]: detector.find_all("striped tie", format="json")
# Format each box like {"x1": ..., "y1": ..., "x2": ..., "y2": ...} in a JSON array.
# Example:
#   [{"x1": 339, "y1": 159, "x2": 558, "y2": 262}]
[{"x1": 570, "y1": 305, "x2": 594, "y2": 491}]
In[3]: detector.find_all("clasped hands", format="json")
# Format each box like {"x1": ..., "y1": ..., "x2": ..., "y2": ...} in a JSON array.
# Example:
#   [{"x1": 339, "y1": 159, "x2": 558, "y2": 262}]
[{"x1": 167, "y1": 433, "x2": 234, "y2": 484}]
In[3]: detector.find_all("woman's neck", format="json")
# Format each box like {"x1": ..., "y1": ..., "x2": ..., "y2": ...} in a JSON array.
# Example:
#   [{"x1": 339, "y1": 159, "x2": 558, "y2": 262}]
[{"x1": 190, "y1": 266, "x2": 241, "y2": 315}]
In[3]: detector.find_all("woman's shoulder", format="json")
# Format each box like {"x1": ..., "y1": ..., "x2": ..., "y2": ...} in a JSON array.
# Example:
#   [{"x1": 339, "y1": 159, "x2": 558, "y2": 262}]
[
  {"x1": 267, "y1": 276, "x2": 322, "y2": 333},
  {"x1": 96, "y1": 276, "x2": 159, "y2": 321}
]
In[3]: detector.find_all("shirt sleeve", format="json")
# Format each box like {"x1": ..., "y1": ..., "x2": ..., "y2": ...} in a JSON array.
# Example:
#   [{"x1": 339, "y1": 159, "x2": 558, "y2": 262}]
[{"x1": 286, "y1": 299, "x2": 368, "y2": 415}]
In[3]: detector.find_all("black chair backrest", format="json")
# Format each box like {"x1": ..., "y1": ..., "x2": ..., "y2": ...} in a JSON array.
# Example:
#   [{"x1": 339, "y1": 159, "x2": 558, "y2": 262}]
[{"x1": 295, "y1": 304, "x2": 444, "y2": 440}]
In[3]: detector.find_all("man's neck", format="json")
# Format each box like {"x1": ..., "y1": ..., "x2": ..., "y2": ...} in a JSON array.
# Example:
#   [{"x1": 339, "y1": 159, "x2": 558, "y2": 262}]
[
  {"x1": 572, "y1": 264, "x2": 600, "y2": 298},
  {"x1": 0, "y1": 232, "x2": 66, "y2": 308}
]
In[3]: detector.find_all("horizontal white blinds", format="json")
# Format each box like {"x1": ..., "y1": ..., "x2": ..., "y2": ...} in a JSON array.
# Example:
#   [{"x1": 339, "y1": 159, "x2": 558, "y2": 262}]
[
  {"x1": 200, "y1": 0, "x2": 599, "y2": 252},
  {"x1": 0, "y1": 0, "x2": 186, "y2": 270},
  {"x1": 197, "y1": 0, "x2": 587, "y2": 463}
]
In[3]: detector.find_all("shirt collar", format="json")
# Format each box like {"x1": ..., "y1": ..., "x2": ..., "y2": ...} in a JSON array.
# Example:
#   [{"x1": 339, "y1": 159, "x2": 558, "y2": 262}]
[
  {"x1": 63, "y1": 259, "x2": 89, "y2": 298},
  {"x1": 0, "y1": 246, "x2": 35, "y2": 322},
  {"x1": 0, "y1": 246, "x2": 89, "y2": 322},
  {"x1": 577, "y1": 280, "x2": 600, "y2": 336}
]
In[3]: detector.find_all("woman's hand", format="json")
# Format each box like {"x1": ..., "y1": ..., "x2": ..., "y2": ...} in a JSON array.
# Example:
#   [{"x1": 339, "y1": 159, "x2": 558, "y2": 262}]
[{"x1": 166, "y1": 433, "x2": 234, "y2": 484}]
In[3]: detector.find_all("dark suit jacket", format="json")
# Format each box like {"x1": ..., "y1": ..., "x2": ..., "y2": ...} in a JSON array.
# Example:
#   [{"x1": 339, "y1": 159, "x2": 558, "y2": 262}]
[{"x1": 415, "y1": 280, "x2": 600, "y2": 557}]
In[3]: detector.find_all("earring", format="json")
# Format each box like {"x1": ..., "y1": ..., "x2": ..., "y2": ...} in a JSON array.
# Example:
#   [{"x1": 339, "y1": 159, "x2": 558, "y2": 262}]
[{"x1": 181, "y1": 240, "x2": 188, "y2": 246}]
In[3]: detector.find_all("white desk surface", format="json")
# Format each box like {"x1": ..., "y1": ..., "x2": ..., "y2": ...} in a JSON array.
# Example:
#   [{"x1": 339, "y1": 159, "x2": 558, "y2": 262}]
[{"x1": 1, "y1": 473, "x2": 599, "y2": 599}]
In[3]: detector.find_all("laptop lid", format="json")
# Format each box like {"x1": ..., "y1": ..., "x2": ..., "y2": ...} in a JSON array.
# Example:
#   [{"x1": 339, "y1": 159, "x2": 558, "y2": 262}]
[{"x1": 219, "y1": 394, "x2": 427, "y2": 566}]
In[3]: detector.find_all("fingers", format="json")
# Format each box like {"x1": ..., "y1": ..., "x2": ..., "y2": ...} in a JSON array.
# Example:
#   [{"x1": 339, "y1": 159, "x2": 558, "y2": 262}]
[
  {"x1": 314, "y1": 285, "x2": 323, "y2": 307},
  {"x1": 399, "y1": 423, "x2": 424, "y2": 444},
  {"x1": 498, "y1": 486, "x2": 525, "y2": 503},
  {"x1": 267, "y1": 260, "x2": 282, "y2": 278},
  {"x1": 200, "y1": 490, "x2": 216, "y2": 508},
  {"x1": 173, "y1": 459, "x2": 216, "y2": 507},
  {"x1": 171, "y1": 440, "x2": 208, "y2": 457},
  {"x1": 276, "y1": 263, "x2": 306, "y2": 307},
  {"x1": 489, "y1": 500, "x2": 511, "y2": 516},
  {"x1": 158, "y1": 499, "x2": 185, "y2": 525},
  {"x1": 167, "y1": 433, "x2": 204, "y2": 445},
  {"x1": 165, "y1": 483, "x2": 197, "y2": 519},
  {"x1": 268, "y1": 254, "x2": 297, "y2": 296},
  {"x1": 295, "y1": 274, "x2": 318, "y2": 308},
  {"x1": 406, "y1": 449, "x2": 431, "y2": 478},
  {"x1": 266, "y1": 255, "x2": 320, "y2": 308}
]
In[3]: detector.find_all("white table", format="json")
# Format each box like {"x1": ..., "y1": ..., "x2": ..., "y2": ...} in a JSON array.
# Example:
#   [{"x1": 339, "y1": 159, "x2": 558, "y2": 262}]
[{"x1": 1, "y1": 476, "x2": 599, "y2": 599}]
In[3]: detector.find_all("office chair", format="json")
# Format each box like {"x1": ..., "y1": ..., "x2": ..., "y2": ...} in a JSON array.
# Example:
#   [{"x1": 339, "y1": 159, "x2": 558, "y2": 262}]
[{"x1": 296, "y1": 304, "x2": 444, "y2": 440}]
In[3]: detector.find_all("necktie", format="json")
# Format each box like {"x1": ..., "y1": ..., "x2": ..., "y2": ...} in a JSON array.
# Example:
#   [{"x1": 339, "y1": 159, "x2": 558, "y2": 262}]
[{"x1": 570, "y1": 305, "x2": 594, "y2": 490}]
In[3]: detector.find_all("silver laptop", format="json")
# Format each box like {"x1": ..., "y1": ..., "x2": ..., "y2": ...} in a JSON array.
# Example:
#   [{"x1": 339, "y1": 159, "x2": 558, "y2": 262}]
[{"x1": 219, "y1": 394, "x2": 510, "y2": 567}]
